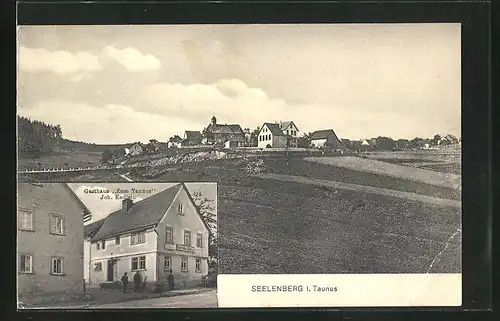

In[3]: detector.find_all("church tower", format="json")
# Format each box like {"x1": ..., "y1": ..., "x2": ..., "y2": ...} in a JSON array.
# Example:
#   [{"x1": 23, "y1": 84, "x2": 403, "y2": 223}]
[{"x1": 211, "y1": 115, "x2": 217, "y2": 126}]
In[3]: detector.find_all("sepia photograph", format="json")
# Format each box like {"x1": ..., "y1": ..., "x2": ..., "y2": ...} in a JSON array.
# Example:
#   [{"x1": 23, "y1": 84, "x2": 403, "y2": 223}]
[
  {"x1": 17, "y1": 182, "x2": 218, "y2": 309},
  {"x1": 17, "y1": 23, "x2": 461, "y2": 307}
]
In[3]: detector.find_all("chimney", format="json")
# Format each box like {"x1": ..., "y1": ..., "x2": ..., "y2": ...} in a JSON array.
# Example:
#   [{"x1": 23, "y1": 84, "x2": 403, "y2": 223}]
[{"x1": 122, "y1": 198, "x2": 133, "y2": 213}]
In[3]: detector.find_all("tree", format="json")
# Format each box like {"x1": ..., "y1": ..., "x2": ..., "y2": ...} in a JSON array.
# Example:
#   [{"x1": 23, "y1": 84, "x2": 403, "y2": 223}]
[
  {"x1": 297, "y1": 132, "x2": 312, "y2": 148},
  {"x1": 375, "y1": 136, "x2": 396, "y2": 151},
  {"x1": 250, "y1": 127, "x2": 260, "y2": 147},
  {"x1": 410, "y1": 137, "x2": 425, "y2": 149},
  {"x1": 101, "y1": 149, "x2": 113, "y2": 163},
  {"x1": 190, "y1": 189, "x2": 217, "y2": 261},
  {"x1": 243, "y1": 128, "x2": 251, "y2": 146},
  {"x1": 432, "y1": 134, "x2": 441, "y2": 146},
  {"x1": 395, "y1": 139, "x2": 410, "y2": 150},
  {"x1": 17, "y1": 116, "x2": 63, "y2": 156}
]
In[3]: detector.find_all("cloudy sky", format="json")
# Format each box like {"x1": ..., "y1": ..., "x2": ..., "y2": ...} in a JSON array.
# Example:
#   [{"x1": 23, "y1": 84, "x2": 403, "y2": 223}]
[
  {"x1": 68, "y1": 182, "x2": 217, "y2": 224},
  {"x1": 17, "y1": 24, "x2": 460, "y2": 142}
]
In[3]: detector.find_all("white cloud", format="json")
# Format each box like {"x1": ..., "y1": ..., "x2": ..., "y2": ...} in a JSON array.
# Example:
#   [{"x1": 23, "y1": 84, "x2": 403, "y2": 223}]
[
  {"x1": 141, "y1": 78, "x2": 458, "y2": 140},
  {"x1": 17, "y1": 101, "x2": 202, "y2": 144},
  {"x1": 143, "y1": 78, "x2": 286, "y2": 127},
  {"x1": 103, "y1": 46, "x2": 161, "y2": 72},
  {"x1": 18, "y1": 46, "x2": 102, "y2": 74}
]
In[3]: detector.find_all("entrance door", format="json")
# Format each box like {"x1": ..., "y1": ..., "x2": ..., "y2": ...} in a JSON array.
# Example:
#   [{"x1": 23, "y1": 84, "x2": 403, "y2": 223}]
[{"x1": 107, "y1": 260, "x2": 114, "y2": 281}]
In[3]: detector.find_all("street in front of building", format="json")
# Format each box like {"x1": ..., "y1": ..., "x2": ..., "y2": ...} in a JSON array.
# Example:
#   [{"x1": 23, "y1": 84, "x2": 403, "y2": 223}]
[{"x1": 92, "y1": 289, "x2": 217, "y2": 308}]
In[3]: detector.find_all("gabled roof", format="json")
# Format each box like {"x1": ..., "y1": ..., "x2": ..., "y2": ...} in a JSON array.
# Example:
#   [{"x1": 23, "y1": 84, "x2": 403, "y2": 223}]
[
  {"x1": 279, "y1": 121, "x2": 298, "y2": 132},
  {"x1": 209, "y1": 124, "x2": 244, "y2": 135},
  {"x1": 262, "y1": 123, "x2": 285, "y2": 136},
  {"x1": 92, "y1": 184, "x2": 183, "y2": 241},
  {"x1": 445, "y1": 134, "x2": 458, "y2": 141},
  {"x1": 228, "y1": 124, "x2": 244, "y2": 134},
  {"x1": 84, "y1": 219, "x2": 105, "y2": 239},
  {"x1": 130, "y1": 142, "x2": 144, "y2": 149},
  {"x1": 310, "y1": 129, "x2": 341, "y2": 141},
  {"x1": 62, "y1": 183, "x2": 91, "y2": 215},
  {"x1": 184, "y1": 131, "x2": 202, "y2": 139},
  {"x1": 90, "y1": 184, "x2": 211, "y2": 241},
  {"x1": 169, "y1": 135, "x2": 183, "y2": 143}
]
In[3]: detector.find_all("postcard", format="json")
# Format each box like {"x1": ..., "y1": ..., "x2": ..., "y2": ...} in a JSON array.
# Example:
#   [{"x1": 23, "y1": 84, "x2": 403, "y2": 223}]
[{"x1": 17, "y1": 23, "x2": 461, "y2": 308}]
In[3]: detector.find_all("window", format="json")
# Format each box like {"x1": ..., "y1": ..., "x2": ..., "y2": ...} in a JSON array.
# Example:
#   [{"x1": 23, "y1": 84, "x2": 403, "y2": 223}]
[
  {"x1": 50, "y1": 214, "x2": 64, "y2": 235},
  {"x1": 19, "y1": 254, "x2": 33, "y2": 273},
  {"x1": 166, "y1": 226, "x2": 173, "y2": 244},
  {"x1": 100, "y1": 241, "x2": 106, "y2": 250},
  {"x1": 177, "y1": 203, "x2": 184, "y2": 215},
  {"x1": 51, "y1": 257, "x2": 64, "y2": 275},
  {"x1": 287, "y1": 130, "x2": 289, "y2": 135},
  {"x1": 195, "y1": 258, "x2": 202, "y2": 273},
  {"x1": 131, "y1": 231, "x2": 146, "y2": 245},
  {"x1": 19, "y1": 210, "x2": 34, "y2": 231},
  {"x1": 115, "y1": 236, "x2": 120, "y2": 245},
  {"x1": 184, "y1": 230, "x2": 191, "y2": 246},
  {"x1": 164, "y1": 256, "x2": 172, "y2": 271},
  {"x1": 196, "y1": 233, "x2": 203, "y2": 248},
  {"x1": 94, "y1": 262, "x2": 102, "y2": 271},
  {"x1": 181, "y1": 257, "x2": 188, "y2": 272},
  {"x1": 131, "y1": 256, "x2": 146, "y2": 271}
]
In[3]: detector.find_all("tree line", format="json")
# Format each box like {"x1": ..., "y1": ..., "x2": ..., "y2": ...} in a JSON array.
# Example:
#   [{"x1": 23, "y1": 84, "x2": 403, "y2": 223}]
[{"x1": 18, "y1": 116, "x2": 63, "y2": 156}]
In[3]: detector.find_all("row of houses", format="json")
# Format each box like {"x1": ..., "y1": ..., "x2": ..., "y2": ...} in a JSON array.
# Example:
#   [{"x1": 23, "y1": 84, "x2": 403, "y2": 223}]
[
  {"x1": 125, "y1": 116, "x2": 343, "y2": 155},
  {"x1": 17, "y1": 183, "x2": 211, "y2": 303}
]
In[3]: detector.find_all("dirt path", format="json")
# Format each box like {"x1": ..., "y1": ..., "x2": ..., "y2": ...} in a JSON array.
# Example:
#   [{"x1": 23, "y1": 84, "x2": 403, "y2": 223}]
[
  {"x1": 251, "y1": 173, "x2": 461, "y2": 208},
  {"x1": 304, "y1": 156, "x2": 461, "y2": 190}
]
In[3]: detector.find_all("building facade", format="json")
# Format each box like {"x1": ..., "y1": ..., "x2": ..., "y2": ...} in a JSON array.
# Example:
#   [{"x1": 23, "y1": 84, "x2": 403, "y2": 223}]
[
  {"x1": 310, "y1": 129, "x2": 342, "y2": 150},
  {"x1": 17, "y1": 183, "x2": 87, "y2": 303},
  {"x1": 182, "y1": 131, "x2": 203, "y2": 146},
  {"x1": 85, "y1": 184, "x2": 210, "y2": 291},
  {"x1": 257, "y1": 121, "x2": 299, "y2": 148},
  {"x1": 279, "y1": 121, "x2": 299, "y2": 148},
  {"x1": 167, "y1": 135, "x2": 183, "y2": 148},
  {"x1": 203, "y1": 116, "x2": 245, "y2": 146},
  {"x1": 129, "y1": 143, "x2": 144, "y2": 156}
]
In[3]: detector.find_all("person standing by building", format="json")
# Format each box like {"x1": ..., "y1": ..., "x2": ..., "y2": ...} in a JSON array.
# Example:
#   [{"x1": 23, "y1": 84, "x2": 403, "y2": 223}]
[
  {"x1": 121, "y1": 273, "x2": 129, "y2": 293},
  {"x1": 133, "y1": 271, "x2": 142, "y2": 293},
  {"x1": 167, "y1": 269, "x2": 174, "y2": 290}
]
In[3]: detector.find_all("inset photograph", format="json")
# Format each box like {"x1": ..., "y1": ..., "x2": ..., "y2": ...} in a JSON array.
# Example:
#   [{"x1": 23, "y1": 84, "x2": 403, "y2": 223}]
[{"x1": 17, "y1": 182, "x2": 217, "y2": 309}]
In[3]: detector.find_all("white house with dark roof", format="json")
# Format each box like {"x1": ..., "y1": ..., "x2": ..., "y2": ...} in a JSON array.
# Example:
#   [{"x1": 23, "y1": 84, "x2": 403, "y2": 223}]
[
  {"x1": 84, "y1": 184, "x2": 210, "y2": 291},
  {"x1": 167, "y1": 135, "x2": 183, "y2": 148},
  {"x1": 128, "y1": 142, "x2": 144, "y2": 156},
  {"x1": 257, "y1": 121, "x2": 299, "y2": 148}
]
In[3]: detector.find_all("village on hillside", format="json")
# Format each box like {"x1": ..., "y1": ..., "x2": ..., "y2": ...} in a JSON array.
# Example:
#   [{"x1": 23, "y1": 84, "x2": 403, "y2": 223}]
[{"x1": 103, "y1": 115, "x2": 461, "y2": 162}]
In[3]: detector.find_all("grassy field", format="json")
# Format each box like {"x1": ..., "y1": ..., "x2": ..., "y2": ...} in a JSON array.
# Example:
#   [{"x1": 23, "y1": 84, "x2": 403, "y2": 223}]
[
  {"x1": 361, "y1": 149, "x2": 461, "y2": 176},
  {"x1": 131, "y1": 155, "x2": 461, "y2": 274},
  {"x1": 305, "y1": 156, "x2": 461, "y2": 190},
  {"x1": 217, "y1": 179, "x2": 461, "y2": 274},
  {"x1": 20, "y1": 150, "x2": 462, "y2": 274},
  {"x1": 17, "y1": 150, "x2": 102, "y2": 170}
]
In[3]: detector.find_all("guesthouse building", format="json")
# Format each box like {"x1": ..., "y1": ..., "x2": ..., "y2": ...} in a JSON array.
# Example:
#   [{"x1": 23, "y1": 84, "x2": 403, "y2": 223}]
[{"x1": 84, "y1": 184, "x2": 210, "y2": 291}]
